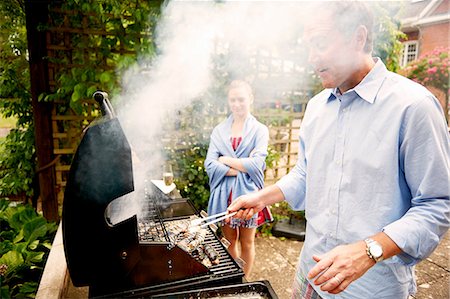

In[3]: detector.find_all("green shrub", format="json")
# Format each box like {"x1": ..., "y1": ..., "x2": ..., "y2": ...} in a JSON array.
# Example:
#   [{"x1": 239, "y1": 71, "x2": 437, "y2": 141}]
[
  {"x1": 0, "y1": 129, "x2": 36, "y2": 200},
  {"x1": 0, "y1": 200, "x2": 57, "y2": 298},
  {"x1": 166, "y1": 144, "x2": 210, "y2": 212}
]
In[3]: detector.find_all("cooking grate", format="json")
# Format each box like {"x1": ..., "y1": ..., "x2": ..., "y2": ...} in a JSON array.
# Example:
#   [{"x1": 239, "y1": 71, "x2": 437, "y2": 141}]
[{"x1": 137, "y1": 198, "x2": 168, "y2": 243}]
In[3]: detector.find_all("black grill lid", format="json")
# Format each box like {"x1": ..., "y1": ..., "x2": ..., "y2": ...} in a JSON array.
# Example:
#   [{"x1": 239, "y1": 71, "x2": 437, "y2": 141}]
[{"x1": 62, "y1": 107, "x2": 137, "y2": 286}]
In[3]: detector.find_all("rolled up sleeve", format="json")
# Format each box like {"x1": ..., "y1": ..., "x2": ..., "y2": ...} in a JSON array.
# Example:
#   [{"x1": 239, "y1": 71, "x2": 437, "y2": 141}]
[
  {"x1": 383, "y1": 97, "x2": 450, "y2": 266},
  {"x1": 276, "y1": 131, "x2": 307, "y2": 211}
]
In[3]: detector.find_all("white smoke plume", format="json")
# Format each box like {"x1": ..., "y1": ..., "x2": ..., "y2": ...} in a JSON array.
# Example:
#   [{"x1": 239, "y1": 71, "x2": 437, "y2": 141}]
[
  {"x1": 108, "y1": 0, "x2": 403, "y2": 221},
  {"x1": 116, "y1": 0, "x2": 308, "y2": 179}
]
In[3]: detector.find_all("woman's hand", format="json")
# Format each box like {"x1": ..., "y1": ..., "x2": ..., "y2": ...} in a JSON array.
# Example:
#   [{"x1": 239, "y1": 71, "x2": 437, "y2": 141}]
[
  {"x1": 225, "y1": 168, "x2": 239, "y2": 176},
  {"x1": 218, "y1": 156, "x2": 227, "y2": 164},
  {"x1": 218, "y1": 156, "x2": 246, "y2": 173}
]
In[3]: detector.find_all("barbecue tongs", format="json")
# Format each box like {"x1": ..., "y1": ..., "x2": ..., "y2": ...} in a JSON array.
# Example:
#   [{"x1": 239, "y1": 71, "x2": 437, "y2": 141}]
[{"x1": 190, "y1": 211, "x2": 238, "y2": 229}]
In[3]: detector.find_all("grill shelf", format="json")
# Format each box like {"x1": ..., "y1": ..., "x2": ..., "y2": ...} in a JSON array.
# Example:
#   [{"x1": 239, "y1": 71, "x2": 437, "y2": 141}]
[{"x1": 150, "y1": 280, "x2": 278, "y2": 299}]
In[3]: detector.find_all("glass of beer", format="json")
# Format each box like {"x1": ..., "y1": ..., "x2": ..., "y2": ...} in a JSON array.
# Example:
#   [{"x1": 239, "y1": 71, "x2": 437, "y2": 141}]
[{"x1": 163, "y1": 163, "x2": 174, "y2": 186}]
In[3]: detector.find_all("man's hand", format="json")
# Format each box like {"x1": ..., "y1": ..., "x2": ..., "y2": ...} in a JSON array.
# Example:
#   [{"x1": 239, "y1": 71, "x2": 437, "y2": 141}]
[
  {"x1": 227, "y1": 193, "x2": 265, "y2": 221},
  {"x1": 307, "y1": 241, "x2": 375, "y2": 294}
]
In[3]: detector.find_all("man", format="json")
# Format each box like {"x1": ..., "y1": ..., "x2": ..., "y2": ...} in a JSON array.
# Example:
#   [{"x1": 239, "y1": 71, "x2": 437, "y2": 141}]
[{"x1": 228, "y1": 2, "x2": 450, "y2": 298}]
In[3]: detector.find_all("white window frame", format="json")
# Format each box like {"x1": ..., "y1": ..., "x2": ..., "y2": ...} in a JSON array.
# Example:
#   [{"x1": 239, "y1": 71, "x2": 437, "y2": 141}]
[{"x1": 401, "y1": 41, "x2": 419, "y2": 67}]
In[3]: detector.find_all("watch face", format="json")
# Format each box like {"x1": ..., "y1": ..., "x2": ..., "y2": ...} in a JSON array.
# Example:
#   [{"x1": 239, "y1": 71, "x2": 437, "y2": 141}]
[{"x1": 370, "y1": 244, "x2": 383, "y2": 258}]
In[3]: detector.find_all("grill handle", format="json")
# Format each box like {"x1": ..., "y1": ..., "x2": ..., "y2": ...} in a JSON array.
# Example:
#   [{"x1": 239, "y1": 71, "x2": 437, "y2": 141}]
[{"x1": 93, "y1": 90, "x2": 115, "y2": 118}]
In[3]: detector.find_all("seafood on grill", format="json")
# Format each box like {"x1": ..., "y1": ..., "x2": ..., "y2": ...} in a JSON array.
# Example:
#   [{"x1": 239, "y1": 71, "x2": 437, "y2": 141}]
[
  {"x1": 203, "y1": 243, "x2": 220, "y2": 265},
  {"x1": 163, "y1": 218, "x2": 221, "y2": 267}
]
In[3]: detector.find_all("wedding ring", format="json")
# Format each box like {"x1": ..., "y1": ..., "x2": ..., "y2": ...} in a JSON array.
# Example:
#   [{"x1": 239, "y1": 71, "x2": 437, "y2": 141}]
[{"x1": 334, "y1": 275, "x2": 342, "y2": 285}]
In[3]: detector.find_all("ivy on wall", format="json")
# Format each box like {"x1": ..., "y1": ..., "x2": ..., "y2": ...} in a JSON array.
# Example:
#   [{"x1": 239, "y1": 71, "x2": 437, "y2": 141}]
[{"x1": 44, "y1": 0, "x2": 163, "y2": 112}]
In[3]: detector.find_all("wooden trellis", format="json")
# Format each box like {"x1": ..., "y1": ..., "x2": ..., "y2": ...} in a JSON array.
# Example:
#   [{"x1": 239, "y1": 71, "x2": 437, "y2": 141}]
[{"x1": 45, "y1": 5, "x2": 150, "y2": 204}]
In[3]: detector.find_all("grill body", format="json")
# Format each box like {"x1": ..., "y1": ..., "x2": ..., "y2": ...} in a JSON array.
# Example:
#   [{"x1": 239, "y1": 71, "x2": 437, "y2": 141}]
[{"x1": 62, "y1": 114, "x2": 245, "y2": 298}]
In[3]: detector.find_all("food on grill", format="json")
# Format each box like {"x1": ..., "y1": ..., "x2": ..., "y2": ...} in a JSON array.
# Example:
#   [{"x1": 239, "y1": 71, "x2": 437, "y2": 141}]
[
  {"x1": 196, "y1": 246, "x2": 213, "y2": 268},
  {"x1": 203, "y1": 243, "x2": 220, "y2": 265},
  {"x1": 137, "y1": 217, "x2": 221, "y2": 267}
]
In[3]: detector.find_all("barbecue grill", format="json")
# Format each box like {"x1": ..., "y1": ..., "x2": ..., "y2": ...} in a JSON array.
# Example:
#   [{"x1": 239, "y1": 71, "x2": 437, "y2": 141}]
[{"x1": 62, "y1": 91, "x2": 277, "y2": 298}]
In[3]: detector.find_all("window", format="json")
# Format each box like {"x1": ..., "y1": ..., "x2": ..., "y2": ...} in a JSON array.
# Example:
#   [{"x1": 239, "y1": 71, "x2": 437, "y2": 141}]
[{"x1": 401, "y1": 41, "x2": 419, "y2": 67}]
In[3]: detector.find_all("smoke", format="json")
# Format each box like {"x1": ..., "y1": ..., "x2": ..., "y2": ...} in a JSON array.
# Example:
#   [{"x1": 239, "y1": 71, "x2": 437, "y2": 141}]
[
  {"x1": 108, "y1": 0, "x2": 403, "y2": 220},
  {"x1": 115, "y1": 1, "x2": 309, "y2": 186}
]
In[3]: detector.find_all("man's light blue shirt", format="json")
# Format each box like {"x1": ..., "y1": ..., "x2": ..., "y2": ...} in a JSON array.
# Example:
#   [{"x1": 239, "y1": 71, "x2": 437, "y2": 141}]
[{"x1": 276, "y1": 59, "x2": 450, "y2": 298}]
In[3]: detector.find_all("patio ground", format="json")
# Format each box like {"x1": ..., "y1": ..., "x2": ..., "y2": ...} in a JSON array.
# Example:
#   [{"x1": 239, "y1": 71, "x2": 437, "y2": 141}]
[{"x1": 248, "y1": 232, "x2": 450, "y2": 299}]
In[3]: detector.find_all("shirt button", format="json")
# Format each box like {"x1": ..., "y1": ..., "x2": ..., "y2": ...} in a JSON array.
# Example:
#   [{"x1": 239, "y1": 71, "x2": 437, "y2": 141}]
[
  {"x1": 331, "y1": 209, "x2": 336, "y2": 215},
  {"x1": 342, "y1": 108, "x2": 346, "y2": 113},
  {"x1": 335, "y1": 159, "x2": 341, "y2": 165}
]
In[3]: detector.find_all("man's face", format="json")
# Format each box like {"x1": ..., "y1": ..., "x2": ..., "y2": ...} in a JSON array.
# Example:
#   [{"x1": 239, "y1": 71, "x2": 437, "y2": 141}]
[{"x1": 303, "y1": 15, "x2": 360, "y2": 91}]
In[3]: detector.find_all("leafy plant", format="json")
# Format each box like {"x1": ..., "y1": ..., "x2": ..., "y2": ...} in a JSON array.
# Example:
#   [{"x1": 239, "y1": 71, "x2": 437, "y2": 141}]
[
  {"x1": 0, "y1": 129, "x2": 36, "y2": 199},
  {"x1": 265, "y1": 144, "x2": 281, "y2": 170},
  {"x1": 371, "y1": 3, "x2": 406, "y2": 73},
  {"x1": 0, "y1": 0, "x2": 35, "y2": 202},
  {"x1": 255, "y1": 109, "x2": 294, "y2": 127},
  {"x1": 0, "y1": 199, "x2": 57, "y2": 298},
  {"x1": 167, "y1": 143, "x2": 210, "y2": 212}
]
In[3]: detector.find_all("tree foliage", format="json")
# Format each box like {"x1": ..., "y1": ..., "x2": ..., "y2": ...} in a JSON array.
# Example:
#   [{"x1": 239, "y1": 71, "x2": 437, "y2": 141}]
[
  {"x1": 44, "y1": 0, "x2": 163, "y2": 113},
  {"x1": 0, "y1": 0, "x2": 35, "y2": 201},
  {"x1": 372, "y1": 3, "x2": 406, "y2": 73}
]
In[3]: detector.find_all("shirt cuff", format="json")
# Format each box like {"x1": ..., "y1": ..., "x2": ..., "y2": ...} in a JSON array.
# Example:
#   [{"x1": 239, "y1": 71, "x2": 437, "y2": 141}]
[
  {"x1": 276, "y1": 175, "x2": 305, "y2": 211},
  {"x1": 382, "y1": 223, "x2": 422, "y2": 266}
]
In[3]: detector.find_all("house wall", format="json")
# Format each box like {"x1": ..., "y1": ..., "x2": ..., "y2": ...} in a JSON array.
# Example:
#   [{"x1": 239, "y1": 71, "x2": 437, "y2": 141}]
[{"x1": 419, "y1": 22, "x2": 450, "y2": 56}]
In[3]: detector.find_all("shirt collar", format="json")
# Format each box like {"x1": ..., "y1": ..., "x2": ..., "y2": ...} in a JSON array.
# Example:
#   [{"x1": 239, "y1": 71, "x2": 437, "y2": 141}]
[{"x1": 327, "y1": 58, "x2": 388, "y2": 104}]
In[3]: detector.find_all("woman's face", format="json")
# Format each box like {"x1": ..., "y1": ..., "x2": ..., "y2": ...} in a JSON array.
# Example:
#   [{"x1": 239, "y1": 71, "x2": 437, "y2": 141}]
[{"x1": 227, "y1": 86, "x2": 253, "y2": 118}]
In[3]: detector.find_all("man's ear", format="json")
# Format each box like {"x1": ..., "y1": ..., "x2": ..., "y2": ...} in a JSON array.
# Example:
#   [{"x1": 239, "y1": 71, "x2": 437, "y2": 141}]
[{"x1": 354, "y1": 25, "x2": 368, "y2": 52}]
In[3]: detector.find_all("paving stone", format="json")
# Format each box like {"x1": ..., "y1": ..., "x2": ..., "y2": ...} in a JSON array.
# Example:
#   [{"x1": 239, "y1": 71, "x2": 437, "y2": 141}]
[{"x1": 412, "y1": 274, "x2": 450, "y2": 299}]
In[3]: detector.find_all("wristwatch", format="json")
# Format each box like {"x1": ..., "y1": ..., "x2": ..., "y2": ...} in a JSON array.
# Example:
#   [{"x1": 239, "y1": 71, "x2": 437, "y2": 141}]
[{"x1": 364, "y1": 238, "x2": 384, "y2": 262}]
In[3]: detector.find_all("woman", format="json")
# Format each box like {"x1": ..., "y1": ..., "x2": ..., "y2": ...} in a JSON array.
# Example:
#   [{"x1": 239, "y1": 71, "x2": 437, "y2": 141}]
[{"x1": 205, "y1": 80, "x2": 271, "y2": 277}]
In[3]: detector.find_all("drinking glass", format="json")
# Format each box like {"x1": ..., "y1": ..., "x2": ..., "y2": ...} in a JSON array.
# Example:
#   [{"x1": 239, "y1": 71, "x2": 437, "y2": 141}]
[{"x1": 163, "y1": 163, "x2": 174, "y2": 186}]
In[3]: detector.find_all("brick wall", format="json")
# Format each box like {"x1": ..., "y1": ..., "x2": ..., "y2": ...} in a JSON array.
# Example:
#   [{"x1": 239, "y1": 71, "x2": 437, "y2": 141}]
[{"x1": 419, "y1": 22, "x2": 450, "y2": 56}]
